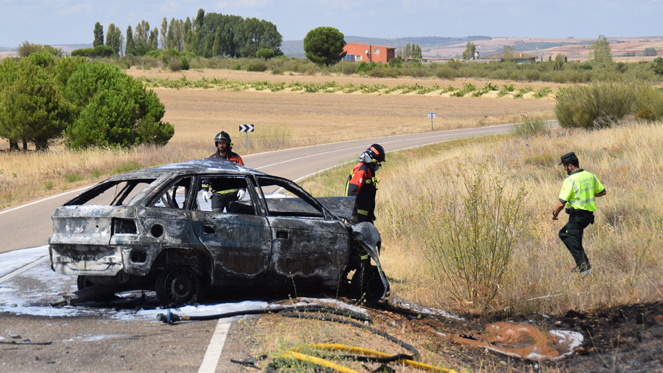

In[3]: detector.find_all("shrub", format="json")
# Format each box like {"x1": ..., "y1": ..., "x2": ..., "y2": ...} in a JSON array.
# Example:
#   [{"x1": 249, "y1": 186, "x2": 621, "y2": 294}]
[
  {"x1": 435, "y1": 66, "x2": 455, "y2": 80},
  {"x1": 168, "y1": 58, "x2": 182, "y2": 72},
  {"x1": 181, "y1": 57, "x2": 190, "y2": 71},
  {"x1": 234, "y1": 64, "x2": 242, "y2": 70},
  {"x1": 368, "y1": 67, "x2": 399, "y2": 78},
  {"x1": 555, "y1": 83, "x2": 637, "y2": 129},
  {"x1": 337, "y1": 61, "x2": 356, "y2": 75},
  {"x1": 247, "y1": 61, "x2": 268, "y2": 72},
  {"x1": 635, "y1": 108, "x2": 656, "y2": 122},
  {"x1": 510, "y1": 116, "x2": 549, "y2": 136},
  {"x1": 424, "y1": 164, "x2": 528, "y2": 307}
]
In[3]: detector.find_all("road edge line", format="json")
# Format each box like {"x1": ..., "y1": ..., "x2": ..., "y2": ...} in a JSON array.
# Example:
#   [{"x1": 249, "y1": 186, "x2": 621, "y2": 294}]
[
  {"x1": 0, "y1": 255, "x2": 49, "y2": 284},
  {"x1": 197, "y1": 318, "x2": 232, "y2": 373}
]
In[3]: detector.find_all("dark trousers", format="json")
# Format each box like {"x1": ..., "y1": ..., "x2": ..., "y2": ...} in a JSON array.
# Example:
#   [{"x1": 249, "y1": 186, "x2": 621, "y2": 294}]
[
  {"x1": 212, "y1": 194, "x2": 237, "y2": 212},
  {"x1": 559, "y1": 210, "x2": 595, "y2": 269}
]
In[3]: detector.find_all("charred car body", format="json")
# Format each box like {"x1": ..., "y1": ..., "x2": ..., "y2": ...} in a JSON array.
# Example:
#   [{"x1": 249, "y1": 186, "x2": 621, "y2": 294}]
[{"x1": 49, "y1": 159, "x2": 389, "y2": 305}]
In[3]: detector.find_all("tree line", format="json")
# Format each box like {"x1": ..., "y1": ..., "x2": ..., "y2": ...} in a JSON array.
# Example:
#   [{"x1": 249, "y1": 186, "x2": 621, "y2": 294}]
[
  {"x1": 0, "y1": 53, "x2": 173, "y2": 151},
  {"x1": 77, "y1": 8, "x2": 282, "y2": 59}
]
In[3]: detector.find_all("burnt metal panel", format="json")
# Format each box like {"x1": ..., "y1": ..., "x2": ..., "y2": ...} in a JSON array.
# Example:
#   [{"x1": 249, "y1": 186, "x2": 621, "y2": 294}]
[
  {"x1": 191, "y1": 211, "x2": 272, "y2": 282},
  {"x1": 316, "y1": 196, "x2": 356, "y2": 221},
  {"x1": 267, "y1": 217, "x2": 349, "y2": 286}
]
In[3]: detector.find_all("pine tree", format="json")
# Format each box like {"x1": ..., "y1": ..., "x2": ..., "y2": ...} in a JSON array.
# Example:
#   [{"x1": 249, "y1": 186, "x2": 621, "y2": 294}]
[
  {"x1": 93, "y1": 22, "x2": 104, "y2": 47},
  {"x1": 125, "y1": 26, "x2": 136, "y2": 56}
]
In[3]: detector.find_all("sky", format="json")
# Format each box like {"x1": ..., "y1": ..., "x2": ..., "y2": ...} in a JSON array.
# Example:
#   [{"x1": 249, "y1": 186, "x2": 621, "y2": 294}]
[{"x1": 1, "y1": 0, "x2": 661, "y2": 47}]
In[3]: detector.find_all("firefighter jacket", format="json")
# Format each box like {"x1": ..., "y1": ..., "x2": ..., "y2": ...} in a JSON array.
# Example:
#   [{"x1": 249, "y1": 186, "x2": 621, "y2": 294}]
[
  {"x1": 202, "y1": 151, "x2": 245, "y2": 196},
  {"x1": 209, "y1": 150, "x2": 244, "y2": 165},
  {"x1": 345, "y1": 162, "x2": 378, "y2": 220}
]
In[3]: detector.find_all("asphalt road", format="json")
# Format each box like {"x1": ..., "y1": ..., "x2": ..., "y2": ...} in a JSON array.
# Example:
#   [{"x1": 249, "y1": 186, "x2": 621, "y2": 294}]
[
  {"x1": 0, "y1": 123, "x2": 515, "y2": 254},
  {"x1": 0, "y1": 123, "x2": 530, "y2": 372}
]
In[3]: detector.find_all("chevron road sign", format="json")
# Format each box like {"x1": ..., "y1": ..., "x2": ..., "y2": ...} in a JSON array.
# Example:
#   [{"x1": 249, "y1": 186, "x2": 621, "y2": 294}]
[
  {"x1": 239, "y1": 124, "x2": 254, "y2": 151},
  {"x1": 239, "y1": 124, "x2": 254, "y2": 132}
]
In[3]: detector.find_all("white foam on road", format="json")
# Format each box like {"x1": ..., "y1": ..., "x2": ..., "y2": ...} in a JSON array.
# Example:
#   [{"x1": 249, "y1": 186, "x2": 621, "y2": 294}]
[{"x1": 0, "y1": 246, "x2": 49, "y2": 278}]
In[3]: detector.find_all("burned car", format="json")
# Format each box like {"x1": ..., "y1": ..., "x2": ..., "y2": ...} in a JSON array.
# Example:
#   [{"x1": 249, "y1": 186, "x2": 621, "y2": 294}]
[{"x1": 49, "y1": 159, "x2": 389, "y2": 305}]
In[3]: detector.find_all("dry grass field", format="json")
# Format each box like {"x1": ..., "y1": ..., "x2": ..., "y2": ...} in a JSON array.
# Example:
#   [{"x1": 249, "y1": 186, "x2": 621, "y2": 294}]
[
  {"x1": 0, "y1": 70, "x2": 555, "y2": 209},
  {"x1": 301, "y1": 121, "x2": 663, "y2": 316}
]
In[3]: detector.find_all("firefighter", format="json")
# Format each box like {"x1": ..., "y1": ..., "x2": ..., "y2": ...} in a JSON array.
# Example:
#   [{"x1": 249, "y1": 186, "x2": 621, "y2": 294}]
[
  {"x1": 551, "y1": 152, "x2": 606, "y2": 275},
  {"x1": 203, "y1": 131, "x2": 245, "y2": 212},
  {"x1": 345, "y1": 144, "x2": 385, "y2": 224}
]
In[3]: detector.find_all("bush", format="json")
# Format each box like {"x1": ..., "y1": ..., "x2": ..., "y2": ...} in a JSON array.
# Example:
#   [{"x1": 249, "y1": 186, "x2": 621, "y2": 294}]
[
  {"x1": 425, "y1": 165, "x2": 528, "y2": 306},
  {"x1": 247, "y1": 61, "x2": 268, "y2": 72},
  {"x1": 337, "y1": 61, "x2": 356, "y2": 75},
  {"x1": 555, "y1": 83, "x2": 638, "y2": 129},
  {"x1": 635, "y1": 108, "x2": 656, "y2": 122},
  {"x1": 181, "y1": 57, "x2": 190, "y2": 71},
  {"x1": 510, "y1": 116, "x2": 550, "y2": 136},
  {"x1": 169, "y1": 58, "x2": 182, "y2": 72},
  {"x1": 435, "y1": 66, "x2": 455, "y2": 80}
]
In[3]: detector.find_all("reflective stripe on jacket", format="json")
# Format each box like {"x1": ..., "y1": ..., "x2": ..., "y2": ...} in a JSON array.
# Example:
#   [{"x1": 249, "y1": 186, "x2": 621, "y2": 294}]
[
  {"x1": 345, "y1": 162, "x2": 377, "y2": 218},
  {"x1": 558, "y1": 169, "x2": 605, "y2": 212}
]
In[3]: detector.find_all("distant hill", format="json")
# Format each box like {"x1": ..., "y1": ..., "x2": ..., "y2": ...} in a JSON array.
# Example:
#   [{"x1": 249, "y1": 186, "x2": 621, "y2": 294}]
[{"x1": 0, "y1": 43, "x2": 93, "y2": 54}]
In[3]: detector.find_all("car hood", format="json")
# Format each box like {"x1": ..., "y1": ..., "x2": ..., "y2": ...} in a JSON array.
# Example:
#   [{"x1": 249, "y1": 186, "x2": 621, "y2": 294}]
[{"x1": 316, "y1": 196, "x2": 355, "y2": 221}]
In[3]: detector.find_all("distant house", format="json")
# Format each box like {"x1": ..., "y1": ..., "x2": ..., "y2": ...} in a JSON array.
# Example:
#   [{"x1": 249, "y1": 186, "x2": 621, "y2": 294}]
[
  {"x1": 481, "y1": 52, "x2": 537, "y2": 64},
  {"x1": 342, "y1": 43, "x2": 396, "y2": 63}
]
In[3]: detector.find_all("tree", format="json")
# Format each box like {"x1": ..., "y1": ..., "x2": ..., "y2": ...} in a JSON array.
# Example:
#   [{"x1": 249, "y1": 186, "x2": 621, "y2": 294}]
[
  {"x1": 256, "y1": 48, "x2": 274, "y2": 59},
  {"x1": 17, "y1": 41, "x2": 63, "y2": 57},
  {"x1": 134, "y1": 20, "x2": 151, "y2": 56},
  {"x1": 554, "y1": 53, "x2": 566, "y2": 71},
  {"x1": 652, "y1": 57, "x2": 663, "y2": 76},
  {"x1": 0, "y1": 54, "x2": 67, "y2": 150},
  {"x1": 462, "y1": 42, "x2": 476, "y2": 60},
  {"x1": 403, "y1": 43, "x2": 411, "y2": 58},
  {"x1": 148, "y1": 28, "x2": 159, "y2": 51},
  {"x1": 589, "y1": 35, "x2": 612, "y2": 63},
  {"x1": 643, "y1": 47, "x2": 657, "y2": 57},
  {"x1": 93, "y1": 22, "x2": 104, "y2": 47},
  {"x1": 62, "y1": 63, "x2": 174, "y2": 149},
  {"x1": 303, "y1": 27, "x2": 346, "y2": 66},
  {"x1": 413, "y1": 44, "x2": 422, "y2": 59},
  {"x1": 160, "y1": 18, "x2": 168, "y2": 50},
  {"x1": 125, "y1": 26, "x2": 136, "y2": 56},
  {"x1": 105, "y1": 24, "x2": 123, "y2": 56},
  {"x1": 502, "y1": 45, "x2": 514, "y2": 62}
]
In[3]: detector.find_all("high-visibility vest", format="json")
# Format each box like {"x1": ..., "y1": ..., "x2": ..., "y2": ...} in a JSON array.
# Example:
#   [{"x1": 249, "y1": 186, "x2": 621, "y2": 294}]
[{"x1": 558, "y1": 169, "x2": 605, "y2": 212}]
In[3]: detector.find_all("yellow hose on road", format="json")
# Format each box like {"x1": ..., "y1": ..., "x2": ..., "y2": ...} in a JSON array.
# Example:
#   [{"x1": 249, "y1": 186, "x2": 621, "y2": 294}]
[
  {"x1": 280, "y1": 351, "x2": 359, "y2": 373},
  {"x1": 285, "y1": 343, "x2": 460, "y2": 373}
]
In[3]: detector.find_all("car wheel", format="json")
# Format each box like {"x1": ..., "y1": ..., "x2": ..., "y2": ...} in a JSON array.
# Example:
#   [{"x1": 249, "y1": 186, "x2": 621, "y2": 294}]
[
  {"x1": 156, "y1": 266, "x2": 201, "y2": 306},
  {"x1": 76, "y1": 275, "x2": 94, "y2": 291},
  {"x1": 351, "y1": 265, "x2": 385, "y2": 304}
]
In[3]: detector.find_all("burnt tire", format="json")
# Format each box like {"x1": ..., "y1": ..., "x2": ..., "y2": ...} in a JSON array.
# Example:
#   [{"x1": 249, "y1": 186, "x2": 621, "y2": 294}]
[
  {"x1": 155, "y1": 266, "x2": 201, "y2": 306},
  {"x1": 351, "y1": 265, "x2": 385, "y2": 304},
  {"x1": 76, "y1": 275, "x2": 94, "y2": 291}
]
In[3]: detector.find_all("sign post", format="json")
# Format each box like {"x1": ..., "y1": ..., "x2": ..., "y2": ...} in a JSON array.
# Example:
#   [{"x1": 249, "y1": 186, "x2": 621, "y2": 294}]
[
  {"x1": 427, "y1": 112, "x2": 436, "y2": 131},
  {"x1": 239, "y1": 124, "x2": 254, "y2": 151}
]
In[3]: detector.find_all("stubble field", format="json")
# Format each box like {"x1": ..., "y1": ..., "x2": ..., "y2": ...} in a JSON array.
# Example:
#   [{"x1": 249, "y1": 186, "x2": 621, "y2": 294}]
[{"x1": 0, "y1": 70, "x2": 555, "y2": 209}]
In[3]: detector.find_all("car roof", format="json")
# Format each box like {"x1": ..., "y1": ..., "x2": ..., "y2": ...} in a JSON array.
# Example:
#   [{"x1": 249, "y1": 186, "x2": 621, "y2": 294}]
[{"x1": 107, "y1": 159, "x2": 267, "y2": 181}]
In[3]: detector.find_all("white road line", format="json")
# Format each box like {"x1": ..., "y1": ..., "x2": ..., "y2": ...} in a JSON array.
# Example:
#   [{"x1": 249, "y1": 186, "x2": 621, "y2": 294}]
[
  {"x1": 198, "y1": 318, "x2": 232, "y2": 373},
  {"x1": 0, "y1": 186, "x2": 90, "y2": 216},
  {"x1": 0, "y1": 255, "x2": 49, "y2": 284}
]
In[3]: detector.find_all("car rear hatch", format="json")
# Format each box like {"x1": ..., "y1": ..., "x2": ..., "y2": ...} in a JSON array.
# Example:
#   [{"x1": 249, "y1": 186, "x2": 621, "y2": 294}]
[{"x1": 49, "y1": 205, "x2": 125, "y2": 276}]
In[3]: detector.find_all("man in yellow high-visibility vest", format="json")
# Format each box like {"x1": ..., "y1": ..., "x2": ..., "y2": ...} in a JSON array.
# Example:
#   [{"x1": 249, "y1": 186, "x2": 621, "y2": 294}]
[{"x1": 551, "y1": 152, "x2": 606, "y2": 275}]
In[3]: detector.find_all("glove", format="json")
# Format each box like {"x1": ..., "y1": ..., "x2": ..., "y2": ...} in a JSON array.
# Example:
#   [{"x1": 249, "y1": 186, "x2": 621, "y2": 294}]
[
  {"x1": 237, "y1": 189, "x2": 245, "y2": 200},
  {"x1": 203, "y1": 190, "x2": 210, "y2": 202}
]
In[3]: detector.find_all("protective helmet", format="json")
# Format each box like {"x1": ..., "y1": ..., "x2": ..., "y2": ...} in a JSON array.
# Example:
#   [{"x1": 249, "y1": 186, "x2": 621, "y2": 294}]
[
  {"x1": 214, "y1": 131, "x2": 232, "y2": 148},
  {"x1": 366, "y1": 144, "x2": 385, "y2": 163}
]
